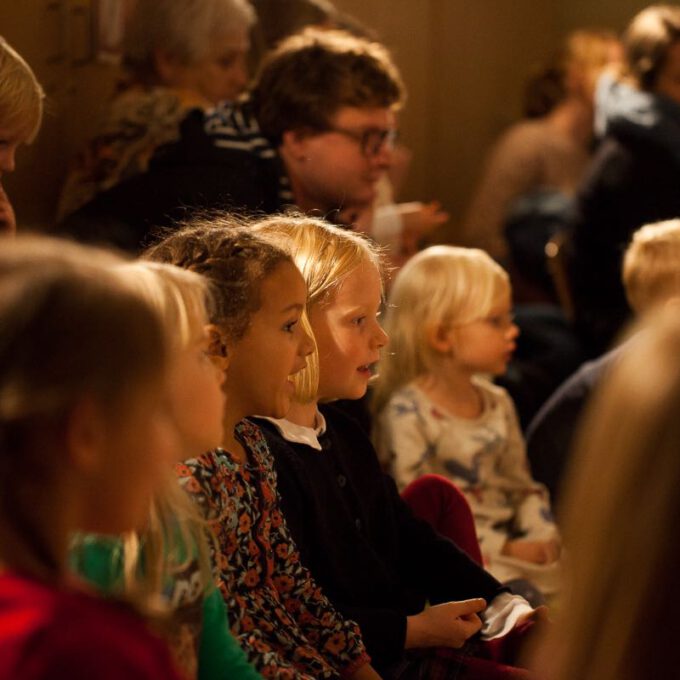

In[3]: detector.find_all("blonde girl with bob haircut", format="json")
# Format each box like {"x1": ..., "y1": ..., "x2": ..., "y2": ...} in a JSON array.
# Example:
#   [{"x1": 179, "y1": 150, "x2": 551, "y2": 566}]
[
  {"x1": 374, "y1": 245, "x2": 562, "y2": 598},
  {"x1": 0, "y1": 236, "x2": 184, "y2": 679},
  {"x1": 254, "y1": 212, "x2": 386, "y2": 405},
  {"x1": 253, "y1": 216, "x2": 545, "y2": 679},
  {"x1": 532, "y1": 305, "x2": 680, "y2": 680},
  {"x1": 0, "y1": 37, "x2": 44, "y2": 234},
  {"x1": 72, "y1": 260, "x2": 262, "y2": 680}
]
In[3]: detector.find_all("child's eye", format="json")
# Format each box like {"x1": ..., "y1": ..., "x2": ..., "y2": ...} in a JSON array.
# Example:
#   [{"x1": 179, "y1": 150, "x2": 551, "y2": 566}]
[
  {"x1": 486, "y1": 313, "x2": 514, "y2": 329},
  {"x1": 283, "y1": 319, "x2": 298, "y2": 333},
  {"x1": 352, "y1": 316, "x2": 367, "y2": 327}
]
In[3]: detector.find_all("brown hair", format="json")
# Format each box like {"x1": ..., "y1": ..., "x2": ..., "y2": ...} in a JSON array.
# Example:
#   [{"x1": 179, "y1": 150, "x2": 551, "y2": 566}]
[
  {"x1": 144, "y1": 216, "x2": 293, "y2": 342},
  {"x1": 251, "y1": 28, "x2": 405, "y2": 145},
  {"x1": 524, "y1": 28, "x2": 619, "y2": 117},
  {"x1": 623, "y1": 4, "x2": 680, "y2": 91}
]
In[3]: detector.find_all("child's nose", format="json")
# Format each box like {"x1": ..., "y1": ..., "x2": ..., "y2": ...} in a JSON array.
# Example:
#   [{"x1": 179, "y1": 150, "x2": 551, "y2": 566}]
[
  {"x1": 300, "y1": 326, "x2": 315, "y2": 357},
  {"x1": 506, "y1": 322, "x2": 520, "y2": 340},
  {"x1": 373, "y1": 320, "x2": 389, "y2": 349}
]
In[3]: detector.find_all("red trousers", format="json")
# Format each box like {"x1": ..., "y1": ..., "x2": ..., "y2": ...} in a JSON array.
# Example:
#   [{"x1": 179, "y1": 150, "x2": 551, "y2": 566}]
[{"x1": 401, "y1": 473, "x2": 483, "y2": 565}]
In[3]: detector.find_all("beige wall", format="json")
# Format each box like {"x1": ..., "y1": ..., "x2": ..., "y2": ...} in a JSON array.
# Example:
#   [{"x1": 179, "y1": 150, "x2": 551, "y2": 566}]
[
  {"x1": 336, "y1": 0, "x2": 668, "y2": 240},
  {"x1": 1, "y1": 0, "x2": 674, "y2": 233}
]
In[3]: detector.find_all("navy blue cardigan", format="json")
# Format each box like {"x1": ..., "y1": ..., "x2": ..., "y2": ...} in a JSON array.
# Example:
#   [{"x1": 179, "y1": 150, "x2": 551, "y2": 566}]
[{"x1": 255, "y1": 404, "x2": 505, "y2": 672}]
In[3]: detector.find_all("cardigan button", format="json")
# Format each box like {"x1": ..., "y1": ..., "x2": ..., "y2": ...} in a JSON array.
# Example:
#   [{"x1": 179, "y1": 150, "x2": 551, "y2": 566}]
[
  {"x1": 337, "y1": 474, "x2": 347, "y2": 488},
  {"x1": 355, "y1": 518, "x2": 362, "y2": 531}
]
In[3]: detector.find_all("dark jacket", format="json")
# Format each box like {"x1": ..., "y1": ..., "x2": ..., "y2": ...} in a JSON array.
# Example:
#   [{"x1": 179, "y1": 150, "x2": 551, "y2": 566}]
[
  {"x1": 526, "y1": 346, "x2": 622, "y2": 504},
  {"x1": 256, "y1": 405, "x2": 505, "y2": 672},
  {"x1": 55, "y1": 101, "x2": 290, "y2": 252},
  {"x1": 568, "y1": 75, "x2": 680, "y2": 356}
]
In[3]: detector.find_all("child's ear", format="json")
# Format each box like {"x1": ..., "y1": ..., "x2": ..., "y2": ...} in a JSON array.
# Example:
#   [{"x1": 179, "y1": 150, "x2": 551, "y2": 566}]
[
  {"x1": 206, "y1": 324, "x2": 229, "y2": 370},
  {"x1": 425, "y1": 321, "x2": 455, "y2": 354},
  {"x1": 65, "y1": 396, "x2": 107, "y2": 473}
]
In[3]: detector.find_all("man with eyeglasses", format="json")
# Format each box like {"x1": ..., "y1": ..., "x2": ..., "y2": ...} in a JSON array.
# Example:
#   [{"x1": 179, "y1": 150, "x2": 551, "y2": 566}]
[
  {"x1": 208, "y1": 27, "x2": 405, "y2": 223},
  {"x1": 55, "y1": 28, "x2": 404, "y2": 250}
]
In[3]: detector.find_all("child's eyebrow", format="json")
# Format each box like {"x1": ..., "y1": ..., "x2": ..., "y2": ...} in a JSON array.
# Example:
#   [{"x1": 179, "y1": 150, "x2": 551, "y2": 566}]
[
  {"x1": 281, "y1": 302, "x2": 304, "y2": 313},
  {"x1": 341, "y1": 305, "x2": 369, "y2": 315}
]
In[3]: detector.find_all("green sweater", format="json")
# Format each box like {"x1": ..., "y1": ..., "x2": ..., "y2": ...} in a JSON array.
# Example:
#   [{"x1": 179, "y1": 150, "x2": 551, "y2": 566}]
[{"x1": 72, "y1": 536, "x2": 262, "y2": 680}]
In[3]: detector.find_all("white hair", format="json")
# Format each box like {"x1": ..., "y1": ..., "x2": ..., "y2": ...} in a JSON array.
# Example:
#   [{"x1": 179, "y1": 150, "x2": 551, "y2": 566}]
[{"x1": 123, "y1": 0, "x2": 255, "y2": 82}]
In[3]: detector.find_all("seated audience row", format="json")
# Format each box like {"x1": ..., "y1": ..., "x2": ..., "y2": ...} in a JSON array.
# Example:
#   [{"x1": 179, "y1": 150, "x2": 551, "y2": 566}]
[{"x1": 4, "y1": 5, "x2": 680, "y2": 680}]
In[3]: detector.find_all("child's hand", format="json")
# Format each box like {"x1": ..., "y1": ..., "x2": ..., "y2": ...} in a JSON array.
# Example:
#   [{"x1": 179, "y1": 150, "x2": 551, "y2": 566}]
[
  {"x1": 502, "y1": 539, "x2": 561, "y2": 564},
  {"x1": 406, "y1": 598, "x2": 486, "y2": 649}
]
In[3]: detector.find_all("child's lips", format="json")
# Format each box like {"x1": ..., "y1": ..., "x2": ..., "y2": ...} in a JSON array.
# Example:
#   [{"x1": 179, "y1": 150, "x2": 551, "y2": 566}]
[{"x1": 357, "y1": 359, "x2": 380, "y2": 375}]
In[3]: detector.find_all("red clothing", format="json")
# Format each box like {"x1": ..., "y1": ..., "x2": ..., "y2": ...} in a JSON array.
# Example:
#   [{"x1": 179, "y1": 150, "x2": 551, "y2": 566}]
[{"x1": 0, "y1": 571, "x2": 184, "y2": 680}]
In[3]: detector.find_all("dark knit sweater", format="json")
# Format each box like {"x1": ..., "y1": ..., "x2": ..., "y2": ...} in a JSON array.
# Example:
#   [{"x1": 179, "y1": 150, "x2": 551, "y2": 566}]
[{"x1": 256, "y1": 405, "x2": 505, "y2": 672}]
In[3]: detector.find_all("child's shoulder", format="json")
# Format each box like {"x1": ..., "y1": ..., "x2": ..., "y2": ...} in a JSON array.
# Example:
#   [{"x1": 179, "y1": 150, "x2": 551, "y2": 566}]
[
  {"x1": 384, "y1": 380, "x2": 426, "y2": 410},
  {"x1": 473, "y1": 376, "x2": 517, "y2": 415},
  {"x1": 238, "y1": 418, "x2": 272, "y2": 456}
]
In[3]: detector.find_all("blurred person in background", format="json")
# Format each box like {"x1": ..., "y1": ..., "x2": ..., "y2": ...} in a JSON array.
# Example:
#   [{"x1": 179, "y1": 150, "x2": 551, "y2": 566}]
[
  {"x1": 0, "y1": 36, "x2": 44, "y2": 235},
  {"x1": 56, "y1": 0, "x2": 255, "y2": 250}
]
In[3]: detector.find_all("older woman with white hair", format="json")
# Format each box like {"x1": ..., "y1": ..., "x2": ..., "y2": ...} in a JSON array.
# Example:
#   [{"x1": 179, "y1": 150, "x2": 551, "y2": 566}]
[{"x1": 56, "y1": 0, "x2": 255, "y2": 248}]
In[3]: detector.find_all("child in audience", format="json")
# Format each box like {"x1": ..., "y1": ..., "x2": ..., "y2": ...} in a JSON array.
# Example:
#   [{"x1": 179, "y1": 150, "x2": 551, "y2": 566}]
[
  {"x1": 72, "y1": 261, "x2": 262, "y2": 680},
  {"x1": 374, "y1": 246, "x2": 561, "y2": 597},
  {"x1": 0, "y1": 236, "x2": 183, "y2": 679},
  {"x1": 145, "y1": 223, "x2": 380, "y2": 680},
  {"x1": 252, "y1": 216, "x2": 543, "y2": 680},
  {"x1": 532, "y1": 304, "x2": 680, "y2": 680},
  {"x1": 0, "y1": 37, "x2": 44, "y2": 234},
  {"x1": 527, "y1": 217, "x2": 680, "y2": 504}
]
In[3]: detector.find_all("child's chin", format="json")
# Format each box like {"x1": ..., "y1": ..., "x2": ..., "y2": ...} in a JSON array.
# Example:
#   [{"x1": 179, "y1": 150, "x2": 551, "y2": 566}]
[{"x1": 346, "y1": 384, "x2": 369, "y2": 401}]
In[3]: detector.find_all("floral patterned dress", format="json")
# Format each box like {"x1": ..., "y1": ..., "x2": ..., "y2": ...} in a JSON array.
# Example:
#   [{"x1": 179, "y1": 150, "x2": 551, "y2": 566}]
[{"x1": 176, "y1": 419, "x2": 369, "y2": 679}]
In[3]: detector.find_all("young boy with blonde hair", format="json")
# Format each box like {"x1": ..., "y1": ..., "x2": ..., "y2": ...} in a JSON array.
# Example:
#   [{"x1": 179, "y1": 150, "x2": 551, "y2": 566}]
[
  {"x1": 0, "y1": 37, "x2": 44, "y2": 234},
  {"x1": 622, "y1": 218, "x2": 680, "y2": 314},
  {"x1": 528, "y1": 217, "x2": 680, "y2": 503}
]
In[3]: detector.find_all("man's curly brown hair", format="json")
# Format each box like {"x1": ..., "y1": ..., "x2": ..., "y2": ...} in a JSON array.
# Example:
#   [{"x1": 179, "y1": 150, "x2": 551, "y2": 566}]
[
  {"x1": 144, "y1": 216, "x2": 293, "y2": 342},
  {"x1": 251, "y1": 28, "x2": 405, "y2": 146}
]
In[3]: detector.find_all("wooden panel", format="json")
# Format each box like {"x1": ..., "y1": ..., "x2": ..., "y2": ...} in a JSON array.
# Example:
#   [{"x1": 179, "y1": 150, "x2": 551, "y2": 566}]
[{"x1": 336, "y1": 0, "x2": 558, "y2": 241}]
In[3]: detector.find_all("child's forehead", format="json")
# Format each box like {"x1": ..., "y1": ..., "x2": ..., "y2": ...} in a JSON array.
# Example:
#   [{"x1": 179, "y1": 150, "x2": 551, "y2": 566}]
[
  {"x1": 331, "y1": 260, "x2": 381, "y2": 295},
  {"x1": 486, "y1": 292, "x2": 512, "y2": 313},
  {"x1": 259, "y1": 260, "x2": 307, "y2": 308}
]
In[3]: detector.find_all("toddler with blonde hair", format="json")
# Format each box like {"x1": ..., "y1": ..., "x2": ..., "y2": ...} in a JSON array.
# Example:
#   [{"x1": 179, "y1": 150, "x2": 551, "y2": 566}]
[{"x1": 375, "y1": 246, "x2": 561, "y2": 597}]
